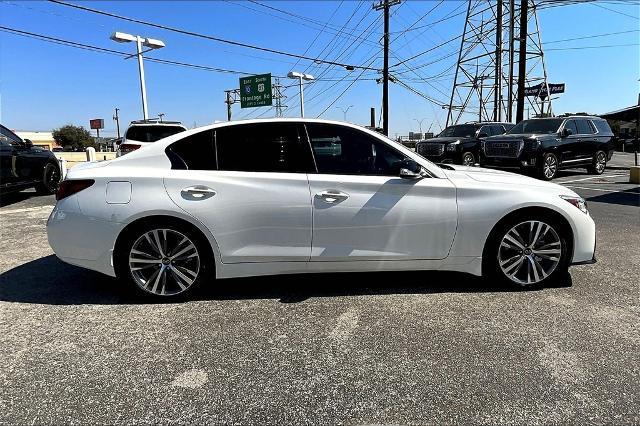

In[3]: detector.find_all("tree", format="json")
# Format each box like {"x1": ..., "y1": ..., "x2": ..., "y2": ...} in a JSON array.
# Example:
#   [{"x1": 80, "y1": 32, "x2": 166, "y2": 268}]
[{"x1": 52, "y1": 124, "x2": 95, "y2": 150}]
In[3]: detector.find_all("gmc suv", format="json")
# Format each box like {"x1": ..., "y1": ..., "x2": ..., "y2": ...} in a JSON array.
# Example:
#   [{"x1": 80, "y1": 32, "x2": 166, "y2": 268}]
[
  {"x1": 416, "y1": 122, "x2": 514, "y2": 166},
  {"x1": 480, "y1": 116, "x2": 615, "y2": 180}
]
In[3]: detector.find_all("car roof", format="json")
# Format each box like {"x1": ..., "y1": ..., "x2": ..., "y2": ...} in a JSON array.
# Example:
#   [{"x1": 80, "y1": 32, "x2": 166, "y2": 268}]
[{"x1": 128, "y1": 120, "x2": 186, "y2": 127}]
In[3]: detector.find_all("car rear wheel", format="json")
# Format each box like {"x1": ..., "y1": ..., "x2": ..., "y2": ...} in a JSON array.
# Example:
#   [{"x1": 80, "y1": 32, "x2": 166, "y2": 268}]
[
  {"x1": 484, "y1": 214, "x2": 570, "y2": 289},
  {"x1": 539, "y1": 153, "x2": 558, "y2": 180},
  {"x1": 462, "y1": 152, "x2": 475, "y2": 167},
  {"x1": 115, "y1": 222, "x2": 212, "y2": 298},
  {"x1": 35, "y1": 162, "x2": 61, "y2": 195},
  {"x1": 587, "y1": 150, "x2": 606, "y2": 175}
]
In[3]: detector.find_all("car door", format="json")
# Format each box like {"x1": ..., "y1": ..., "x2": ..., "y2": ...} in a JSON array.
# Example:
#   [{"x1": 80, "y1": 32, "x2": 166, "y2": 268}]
[
  {"x1": 559, "y1": 119, "x2": 580, "y2": 163},
  {"x1": 305, "y1": 122, "x2": 457, "y2": 261},
  {"x1": 163, "y1": 122, "x2": 316, "y2": 263},
  {"x1": 0, "y1": 126, "x2": 25, "y2": 187},
  {"x1": 575, "y1": 118, "x2": 597, "y2": 161}
]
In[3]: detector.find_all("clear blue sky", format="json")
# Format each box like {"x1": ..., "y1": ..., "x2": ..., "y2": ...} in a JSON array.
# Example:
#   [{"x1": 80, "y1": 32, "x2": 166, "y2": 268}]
[{"x1": 1, "y1": 0, "x2": 638, "y2": 138}]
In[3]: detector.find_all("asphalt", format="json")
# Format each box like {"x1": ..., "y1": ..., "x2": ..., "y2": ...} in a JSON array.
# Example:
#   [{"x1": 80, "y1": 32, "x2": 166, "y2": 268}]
[{"x1": 0, "y1": 166, "x2": 638, "y2": 424}]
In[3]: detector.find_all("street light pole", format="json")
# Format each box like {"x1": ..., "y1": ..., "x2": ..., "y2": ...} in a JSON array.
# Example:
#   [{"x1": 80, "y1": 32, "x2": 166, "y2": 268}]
[
  {"x1": 413, "y1": 118, "x2": 426, "y2": 133},
  {"x1": 135, "y1": 36, "x2": 149, "y2": 120},
  {"x1": 336, "y1": 105, "x2": 354, "y2": 121},
  {"x1": 288, "y1": 71, "x2": 314, "y2": 118},
  {"x1": 111, "y1": 32, "x2": 165, "y2": 121}
]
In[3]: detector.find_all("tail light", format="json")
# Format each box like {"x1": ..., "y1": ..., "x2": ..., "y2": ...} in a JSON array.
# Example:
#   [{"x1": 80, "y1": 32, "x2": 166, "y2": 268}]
[
  {"x1": 56, "y1": 179, "x2": 94, "y2": 201},
  {"x1": 119, "y1": 144, "x2": 140, "y2": 154}
]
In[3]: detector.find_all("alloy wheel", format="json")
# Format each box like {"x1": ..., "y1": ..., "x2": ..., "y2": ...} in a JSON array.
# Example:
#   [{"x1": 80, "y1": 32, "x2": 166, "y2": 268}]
[
  {"x1": 543, "y1": 155, "x2": 557, "y2": 179},
  {"x1": 44, "y1": 163, "x2": 61, "y2": 192},
  {"x1": 498, "y1": 220, "x2": 562, "y2": 286},
  {"x1": 595, "y1": 152, "x2": 606, "y2": 173},
  {"x1": 462, "y1": 153, "x2": 475, "y2": 167},
  {"x1": 128, "y1": 229, "x2": 200, "y2": 296}
]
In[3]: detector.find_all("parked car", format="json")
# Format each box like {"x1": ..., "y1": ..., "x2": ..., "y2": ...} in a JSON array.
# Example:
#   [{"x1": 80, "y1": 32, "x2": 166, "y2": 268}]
[
  {"x1": 0, "y1": 124, "x2": 61, "y2": 195},
  {"x1": 116, "y1": 119, "x2": 187, "y2": 157},
  {"x1": 48, "y1": 118, "x2": 596, "y2": 299},
  {"x1": 416, "y1": 122, "x2": 514, "y2": 166},
  {"x1": 480, "y1": 116, "x2": 615, "y2": 180}
]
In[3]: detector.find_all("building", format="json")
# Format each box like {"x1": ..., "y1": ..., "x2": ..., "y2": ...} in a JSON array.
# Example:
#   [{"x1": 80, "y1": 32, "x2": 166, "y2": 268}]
[{"x1": 14, "y1": 131, "x2": 59, "y2": 150}]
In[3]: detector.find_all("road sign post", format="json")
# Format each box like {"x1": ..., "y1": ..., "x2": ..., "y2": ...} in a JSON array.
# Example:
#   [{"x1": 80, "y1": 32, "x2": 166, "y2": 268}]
[{"x1": 239, "y1": 74, "x2": 272, "y2": 109}]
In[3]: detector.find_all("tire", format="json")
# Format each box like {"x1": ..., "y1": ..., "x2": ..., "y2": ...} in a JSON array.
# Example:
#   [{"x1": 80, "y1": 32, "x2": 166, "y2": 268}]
[
  {"x1": 483, "y1": 212, "x2": 571, "y2": 289},
  {"x1": 35, "y1": 162, "x2": 61, "y2": 195},
  {"x1": 587, "y1": 150, "x2": 606, "y2": 175},
  {"x1": 114, "y1": 220, "x2": 213, "y2": 299},
  {"x1": 461, "y1": 151, "x2": 475, "y2": 167},
  {"x1": 538, "y1": 152, "x2": 559, "y2": 180}
]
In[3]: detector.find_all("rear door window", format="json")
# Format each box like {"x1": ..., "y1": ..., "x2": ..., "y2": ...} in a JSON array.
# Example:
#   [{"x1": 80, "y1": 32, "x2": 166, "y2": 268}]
[
  {"x1": 575, "y1": 119, "x2": 595, "y2": 135},
  {"x1": 166, "y1": 129, "x2": 216, "y2": 170},
  {"x1": 215, "y1": 122, "x2": 314, "y2": 173}
]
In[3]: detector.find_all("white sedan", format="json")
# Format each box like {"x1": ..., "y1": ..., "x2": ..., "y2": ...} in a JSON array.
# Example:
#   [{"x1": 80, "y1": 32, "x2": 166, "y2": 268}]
[{"x1": 47, "y1": 119, "x2": 596, "y2": 298}]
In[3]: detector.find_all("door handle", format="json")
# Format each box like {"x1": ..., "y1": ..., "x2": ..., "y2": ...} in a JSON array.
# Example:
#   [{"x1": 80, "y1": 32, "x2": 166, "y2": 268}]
[
  {"x1": 181, "y1": 185, "x2": 216, "y2": 200},
  {"x1": 316, "y1": 190, "x2": 349, "y2": 203}
]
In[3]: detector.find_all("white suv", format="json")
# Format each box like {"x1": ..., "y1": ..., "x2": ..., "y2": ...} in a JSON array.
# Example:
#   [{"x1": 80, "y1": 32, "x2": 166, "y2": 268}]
[{"x1": 116, "y1": 119, "x2": 186, "y2": 157}]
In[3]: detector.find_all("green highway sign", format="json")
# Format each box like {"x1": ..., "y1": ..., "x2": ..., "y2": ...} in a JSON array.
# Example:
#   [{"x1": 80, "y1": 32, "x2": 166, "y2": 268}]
[{"x1": 239, "y1": 73, "x2": 272, "y2": 108}]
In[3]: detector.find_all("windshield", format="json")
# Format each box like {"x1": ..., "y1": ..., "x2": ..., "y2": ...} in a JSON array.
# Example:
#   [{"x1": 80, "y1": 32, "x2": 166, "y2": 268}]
[
  {"x1": 507, "y1": 119, "x2": 564, "y2": 135},
  {"x1": 438, "y1": 124, "x2": 479, "y2": 138},
  {"x1": 125, "y1": 125, "x2": 185, "y2": 143}
]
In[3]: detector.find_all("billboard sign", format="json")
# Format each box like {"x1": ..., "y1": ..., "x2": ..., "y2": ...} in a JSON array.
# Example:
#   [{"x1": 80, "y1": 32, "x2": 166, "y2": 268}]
[
  {"x1": 239, "y1": 74, "x2": 272, "y2": 108},
  {"x1": 90, "y1": 119, "x2": 104, "y2": 130},
  {"x1": 524, "y1": 83, "x2": 565, "y2": 99}
]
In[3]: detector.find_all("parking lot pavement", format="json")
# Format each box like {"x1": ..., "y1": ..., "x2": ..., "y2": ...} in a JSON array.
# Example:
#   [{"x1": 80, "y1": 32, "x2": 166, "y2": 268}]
[{"x1": 1, "y1": 180, "x2": 638, "y2": 424}]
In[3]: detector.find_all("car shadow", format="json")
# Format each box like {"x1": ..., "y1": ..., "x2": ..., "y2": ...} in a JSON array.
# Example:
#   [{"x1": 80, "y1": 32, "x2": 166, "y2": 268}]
[
  {"x1": 0, "y1": 191, "x2": 34, "y2": 208},
  {"x1": 0, "y1": 255, "x2": 570, "y2": 305},
  {"x1": 585, "y1": 187, "x2": 640, "y2": 207}
]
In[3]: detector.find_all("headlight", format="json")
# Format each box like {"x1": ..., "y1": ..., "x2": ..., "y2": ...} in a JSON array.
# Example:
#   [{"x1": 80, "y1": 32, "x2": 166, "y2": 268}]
[
  {"x1": 560, "y1": 195, "x2": 588, "y2": 214},
  {"x1": 446, "y1": 140, "x2": 460, "y2": 151}
]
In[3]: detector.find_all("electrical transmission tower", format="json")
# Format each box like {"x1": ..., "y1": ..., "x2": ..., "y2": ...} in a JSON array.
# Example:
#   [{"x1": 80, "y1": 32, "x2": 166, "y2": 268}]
[
  {"x1": 446, "y1": 0, "x2": 551, "y2": 126},
  {"x1": 273, "y1": 77, "x2": 288, "y2": 118}
]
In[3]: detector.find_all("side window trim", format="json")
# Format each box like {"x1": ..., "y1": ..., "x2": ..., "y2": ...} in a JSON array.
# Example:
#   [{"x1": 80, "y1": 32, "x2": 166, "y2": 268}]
[{"x1": 301, "y1": 123, "x2": 318, "y2": 174}]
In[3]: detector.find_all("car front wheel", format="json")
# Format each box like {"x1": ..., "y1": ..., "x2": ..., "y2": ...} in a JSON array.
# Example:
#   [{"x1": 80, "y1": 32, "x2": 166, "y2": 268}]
[
  {"x1": 484, "y1": 214, "x2": 570, "y2": 288},
  {"x1": 462, "y1": 152, "x2": 475, "y2": 167},
  {"x1": 539, "y1": 153, "x2": 558, "y2": 180}
]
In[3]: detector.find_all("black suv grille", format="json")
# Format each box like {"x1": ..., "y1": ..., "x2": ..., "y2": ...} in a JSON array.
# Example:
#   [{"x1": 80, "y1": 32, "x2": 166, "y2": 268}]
[
  {"x1": 484, "y1": 141, "x2": 522, "y2": 158},
  {"x1": 417, "y1": 143, "x2": 445, "y2": 156}
]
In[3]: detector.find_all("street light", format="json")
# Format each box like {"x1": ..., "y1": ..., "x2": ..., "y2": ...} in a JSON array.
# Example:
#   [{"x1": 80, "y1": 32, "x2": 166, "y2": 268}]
[
  {"x1": 287, "y1": 71, "x2": 315, "y2": 118},
  {"x1": 413, "y1": 117, "x2": 427, "y2": 133},
  {"x1": 336, "y1": 105, "x2": 354, "y2": 122},
  {"x1": 110, "y1": 31, "x2": 165, "y2": 120}
]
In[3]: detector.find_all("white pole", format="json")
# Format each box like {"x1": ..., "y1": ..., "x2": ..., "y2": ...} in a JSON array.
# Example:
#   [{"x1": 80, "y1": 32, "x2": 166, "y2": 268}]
[
  {"x1": 136, "y1": 36, "x2": 149, "y2": 120},
  {"x1": 298, "y1": 76, "x2": 304, "y2": 118}
]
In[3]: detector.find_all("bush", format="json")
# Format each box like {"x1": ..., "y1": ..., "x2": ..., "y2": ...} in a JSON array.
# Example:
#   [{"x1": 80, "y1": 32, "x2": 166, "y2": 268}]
[{"x1": 52, "y1": 125, "x2": 95, "y2": 150}]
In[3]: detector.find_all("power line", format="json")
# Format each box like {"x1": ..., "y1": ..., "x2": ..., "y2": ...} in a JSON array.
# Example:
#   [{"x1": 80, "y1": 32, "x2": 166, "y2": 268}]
[
  {"x1": 544, "y1": 28, "x2": 640, "y2": 44},
  {"x1": 591, "y1": 2, "x2": 640, "y2": 20},
  {"x1": 47, "y1": 0, "x2": 380, "y2": 71},
  {"x1": 546, "y1": 42, "x2": 639, "y2": 51}
]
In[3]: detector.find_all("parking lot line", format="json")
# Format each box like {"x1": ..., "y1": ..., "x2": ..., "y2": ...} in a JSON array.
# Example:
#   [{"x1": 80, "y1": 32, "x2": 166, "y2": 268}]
[
  {"x1": 560, "y1": 174, "x2": 626, "y2": 184},
  {"x1": 565, "y1": 185, "x2": 639, "y2": 194}
]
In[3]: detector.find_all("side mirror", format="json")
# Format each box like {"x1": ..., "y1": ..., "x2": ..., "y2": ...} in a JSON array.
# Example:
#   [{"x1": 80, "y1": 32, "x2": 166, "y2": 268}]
[
  {"x1": 24, "y1": 139, "x2": 34, "y2": 148},
  {"x1": 477, "y1": 132, "x2": 489, "y2": 138},
  {"x1": 399, "y1": 159, "x2": 423, "y2": 179},
  {"x1": 561, "y1": 128, "x2": 573, "y2": 137}
]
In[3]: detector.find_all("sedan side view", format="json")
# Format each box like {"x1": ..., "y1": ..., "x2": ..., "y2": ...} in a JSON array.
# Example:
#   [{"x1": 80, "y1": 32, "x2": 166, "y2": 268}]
[{"x1": 47, "y1": 119, "x2": 596, "y2": 298}]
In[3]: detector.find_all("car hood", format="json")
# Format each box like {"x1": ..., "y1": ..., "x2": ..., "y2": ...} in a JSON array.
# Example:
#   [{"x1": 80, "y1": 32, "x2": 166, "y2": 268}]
[
  {"x1": 441, "y1": 164, "x2": 576, "y2": 194},
  {"x1": 421, "y1": 136, "x2": 472, "y2": 144}
]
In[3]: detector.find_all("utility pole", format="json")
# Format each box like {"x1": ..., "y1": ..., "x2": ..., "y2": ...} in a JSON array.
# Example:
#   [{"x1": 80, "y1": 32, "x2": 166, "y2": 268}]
[
  {"x1": 374, "y1": 0, "x2": 400, "y2": 136},
  {"x1": 224, "y1": 89, "x2": 239, "y2": 121},
  {"x1": 113, "y1": 108, "x2": 121, "y2": 139},
  {"x1": 507, "y1": 0, "x2": 515, "y2": 122},
  {"x1": 515, "y1": 0, "x2": 528, "y2": 123},
  {"x1": 273, "y1": 77, "x2": 288, "y2": 118},
  {"x1": 494, "y1": 0, "x2": 503, "y2": 121},
  {"x1": 336, "y1": 105, "x2": 354, "y2": 121}
]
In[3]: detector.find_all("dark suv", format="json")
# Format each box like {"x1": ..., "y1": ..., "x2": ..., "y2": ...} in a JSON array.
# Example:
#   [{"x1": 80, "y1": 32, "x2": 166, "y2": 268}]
[
  {"x1": 0, "y1": 124, "x2": 62, "y2": 195},
  {"x1": 416, "y1": 122, "x2": 514, "y2": 166},
  {"x1": 480, "y1": 116, "x2": 615, "y2": 180}
]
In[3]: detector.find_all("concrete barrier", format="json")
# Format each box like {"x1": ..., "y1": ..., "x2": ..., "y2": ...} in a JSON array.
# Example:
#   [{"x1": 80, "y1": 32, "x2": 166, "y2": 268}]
[
  {"x1": 630, "y1": 166, "x2": 640, "y2": 184},
  {"x1": 54, "y1": 152, "x2": 116, "y2": 169}
]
